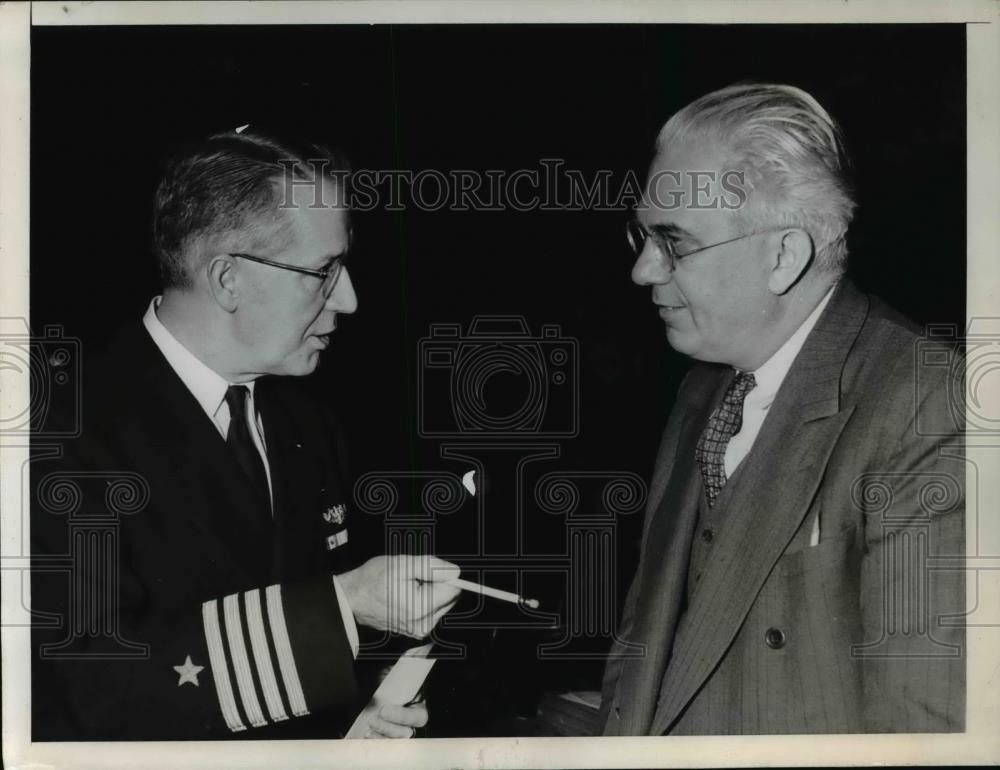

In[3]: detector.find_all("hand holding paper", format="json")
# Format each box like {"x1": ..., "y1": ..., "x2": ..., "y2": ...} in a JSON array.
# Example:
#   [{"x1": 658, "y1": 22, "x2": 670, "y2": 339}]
[
  {"x1": 346, "y1": 644, "x2": 435, "y2": 739},
  {"x1": 365, "y1": 701, "x2": 429, "y2": 739}
]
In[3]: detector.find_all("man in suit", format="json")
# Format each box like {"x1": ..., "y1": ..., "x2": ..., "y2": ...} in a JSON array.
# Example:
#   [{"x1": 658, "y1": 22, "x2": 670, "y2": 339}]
[
  {"x1": 601, "y1": 83, "x2": 965, "y2": 734},
  {"x1": 31, "y1": 128, "x2": 460, "y2": 740}
]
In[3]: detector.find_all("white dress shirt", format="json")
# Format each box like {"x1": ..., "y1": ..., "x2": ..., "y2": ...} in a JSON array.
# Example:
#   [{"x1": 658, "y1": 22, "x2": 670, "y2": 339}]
[
  {"x1": 724, "y1": 284, "x2": 837, "y2": 478},
  {"x1": 142, "y1": 297, "x2": 359, "y2": 657},
  {"x1": 143, "y1": 298, "x2": 274, "y2": 503}
]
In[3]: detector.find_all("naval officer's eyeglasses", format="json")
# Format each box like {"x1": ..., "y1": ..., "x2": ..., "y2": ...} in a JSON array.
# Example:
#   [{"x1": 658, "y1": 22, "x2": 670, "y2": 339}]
[
  {"x1": 229, "y1": 252, "x2": 346, "y2": 299},
  {"x1": 626, "y1": 219, "x2": 783, "y2": 272}
]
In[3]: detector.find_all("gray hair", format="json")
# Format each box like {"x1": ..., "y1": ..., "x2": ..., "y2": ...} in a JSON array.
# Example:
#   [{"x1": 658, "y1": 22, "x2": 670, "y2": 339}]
[
  {"x1": 656, "y1": 83, "x2": 855, "y2": 274},
  {"x1": 153, "y1": 127, "x2": 349, "y2": 289}
]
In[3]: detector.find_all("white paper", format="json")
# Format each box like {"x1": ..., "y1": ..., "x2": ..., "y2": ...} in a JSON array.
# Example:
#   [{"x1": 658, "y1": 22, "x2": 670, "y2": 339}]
[{"x1": 345, "y1": 644, "x2": 435, "y2": 739}]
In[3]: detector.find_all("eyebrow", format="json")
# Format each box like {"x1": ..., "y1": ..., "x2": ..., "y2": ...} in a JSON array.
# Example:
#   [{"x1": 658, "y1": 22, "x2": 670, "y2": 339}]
[
  {"x1": 314, "y1": 250, "x2": 348, "y2": 270},
  {"x1": 647, "y1": 221, "x2": 697, "y2": 242}
]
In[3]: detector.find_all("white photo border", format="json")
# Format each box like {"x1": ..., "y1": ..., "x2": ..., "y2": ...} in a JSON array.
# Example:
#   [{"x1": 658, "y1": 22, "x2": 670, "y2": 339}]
[{"x1": 3, "y1": 2, "x2": 998, "y2": 768}]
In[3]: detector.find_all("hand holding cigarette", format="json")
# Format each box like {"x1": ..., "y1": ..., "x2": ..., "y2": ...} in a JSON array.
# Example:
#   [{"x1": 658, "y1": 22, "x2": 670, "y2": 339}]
[
  {"x1": 338, "y1": 555, "x2": 461, "y2": 639},
  {"x1": 448, "y1": 577, "x2": 540, "y2": 609}
]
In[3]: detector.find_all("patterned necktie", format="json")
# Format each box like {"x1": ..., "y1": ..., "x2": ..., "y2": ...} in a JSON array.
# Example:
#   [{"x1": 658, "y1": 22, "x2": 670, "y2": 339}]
[
  {"x1": 695, "y1": 371, "x2": 756, "y2": 508},
  {"x1": 224, "y1": 385, "x2": 271, "y2": 517}
]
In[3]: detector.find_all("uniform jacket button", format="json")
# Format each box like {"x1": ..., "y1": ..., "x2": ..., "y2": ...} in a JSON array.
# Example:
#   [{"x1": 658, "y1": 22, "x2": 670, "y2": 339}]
[
  {"x1": 700, "y1": 528, "x2": 713, "y2": 543},
  {"x1": 764, "y1": 627, "x2": 786, "y2": 649}
]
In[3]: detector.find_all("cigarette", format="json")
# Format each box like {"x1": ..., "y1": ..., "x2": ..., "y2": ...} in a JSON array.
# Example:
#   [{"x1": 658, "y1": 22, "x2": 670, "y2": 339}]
[{"x1": 449, "y1": 578, "x2": 540, "y2": 609}]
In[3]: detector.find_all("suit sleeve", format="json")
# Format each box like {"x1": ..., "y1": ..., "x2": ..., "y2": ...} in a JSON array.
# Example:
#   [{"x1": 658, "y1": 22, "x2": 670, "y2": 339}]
[
  {"x1": 599, "y1": 546, "x2": 643, "y2": 734},
  {"x1": 31, "y1": 444, "x2": 358, "y2": 740},
  {"x1": 857, "y1": 343, "x2": 965, "y2": 732},
  {"x1": 600, "y1": 369, "x2": 696, "y2": 733}
]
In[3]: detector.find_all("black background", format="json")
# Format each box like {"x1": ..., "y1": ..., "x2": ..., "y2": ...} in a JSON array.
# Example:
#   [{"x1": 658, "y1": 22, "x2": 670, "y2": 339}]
[{"x1": 31, "y1": 23, "x2": 966, "y2": 735}]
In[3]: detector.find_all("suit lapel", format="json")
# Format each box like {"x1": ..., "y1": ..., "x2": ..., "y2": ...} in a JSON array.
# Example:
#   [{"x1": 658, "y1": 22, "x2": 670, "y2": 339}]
[
  {"x1": 121, "y1": 326, "x2": 274, "y2": 582},
  {"x1": 256, "y1": 382, "x2": 320, "y2": 583},
  {"x1": 650, "y1": 281, "x2": 869, "y2": 735}
]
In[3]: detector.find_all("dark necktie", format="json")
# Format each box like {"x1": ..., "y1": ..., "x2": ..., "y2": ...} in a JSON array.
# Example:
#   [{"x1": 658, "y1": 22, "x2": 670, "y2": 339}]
[
  {"x1": 695, "y1": 371, "x2": 756, "y2": 508},
  {"x1": 224, "y1": 385, "x2": 271, "y2": 517}
]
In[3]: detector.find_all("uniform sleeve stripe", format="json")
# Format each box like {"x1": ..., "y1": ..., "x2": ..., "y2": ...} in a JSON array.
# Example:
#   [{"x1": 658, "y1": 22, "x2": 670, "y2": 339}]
[
  {"x1": 223, "y1": 593, "x2": 268, "y2": 728},
  {"x1": 260, "y1": 592, "x2": 293, "y2": 716},
  {"x1": 245, "y1": 588, "x2": 289, "y2": 723},
  {"x1": 201, "y1": 599, "x2": 247, "y2": 732},
  {"x1": 265, "y1": 584, "x2": 310, "y2": 717}
]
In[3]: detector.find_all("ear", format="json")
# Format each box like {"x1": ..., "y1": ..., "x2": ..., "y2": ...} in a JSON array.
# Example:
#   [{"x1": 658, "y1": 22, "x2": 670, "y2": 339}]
[
  {"x1": 767, "y1": 229, "x2": 814, "y2": 295},
  {"x1": 205, "y1": 254, "x2": 240, "y2": 312}
]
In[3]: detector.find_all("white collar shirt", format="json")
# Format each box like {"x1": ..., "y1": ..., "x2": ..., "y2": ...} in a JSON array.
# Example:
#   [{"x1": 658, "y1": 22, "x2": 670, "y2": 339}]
[
  {"x1": 723, "y1": 284, "x2": 837, "y2": 479},
  {"x1": 142, "y1": 297, "x2": 273, "y2": 502}
]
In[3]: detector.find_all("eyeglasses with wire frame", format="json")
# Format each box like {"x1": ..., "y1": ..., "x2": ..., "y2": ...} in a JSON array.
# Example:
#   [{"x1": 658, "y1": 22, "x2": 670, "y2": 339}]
[
  {"x1": 626, "y1": 219, "x2": 782, "y2": 272},
  {"x1": 229, "y1": 252, "x2": 346, "y2": 299}
]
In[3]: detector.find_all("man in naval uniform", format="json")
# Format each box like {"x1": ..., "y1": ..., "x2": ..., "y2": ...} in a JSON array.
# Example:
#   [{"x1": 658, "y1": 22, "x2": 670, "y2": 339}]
[{"x1": 31, "y1": 128, "x2": 460, "y2": 740}]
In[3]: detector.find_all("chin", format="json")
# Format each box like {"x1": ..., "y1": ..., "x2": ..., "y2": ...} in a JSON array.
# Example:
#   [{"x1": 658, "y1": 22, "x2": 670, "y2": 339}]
[
  {"x1": 667, "y1": 332, "x2": 732, "y2": 366},
  {"x1": 279, "y1": 351, "x2": 321, "y2": 378},
  {"x1": 297, "y1": 354, "x2": 322, "y2": 376},
  {"x1": 665, "y1": 327, "x2": 701, "y2": 357}
]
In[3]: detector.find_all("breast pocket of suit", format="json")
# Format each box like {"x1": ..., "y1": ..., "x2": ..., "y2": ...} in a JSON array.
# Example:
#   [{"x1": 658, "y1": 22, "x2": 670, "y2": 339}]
[
  {"x1": 772, "y1": 522, "x2": 860, "y2": 579},
  {"x1": 746, "y1": 524, "x2": 866, "y2": 732}
]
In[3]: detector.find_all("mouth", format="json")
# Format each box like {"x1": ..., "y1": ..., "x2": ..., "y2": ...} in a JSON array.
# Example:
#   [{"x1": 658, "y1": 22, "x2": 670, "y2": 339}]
[{"x1": 657, "y1": 304, "x2": 687, "y2": 317}]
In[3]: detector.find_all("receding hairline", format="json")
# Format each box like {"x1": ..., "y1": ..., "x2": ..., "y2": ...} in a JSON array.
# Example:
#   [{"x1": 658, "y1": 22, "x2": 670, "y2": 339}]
[
  {"x1": 647, "y1": 84, "x2": 856, "y2": 274},
  {"x1": 152, "y1": 126, "x2": 352, "y2": 289},
  {"x1": 183, "y1": 171, "x2": 349, "y2": 264}
]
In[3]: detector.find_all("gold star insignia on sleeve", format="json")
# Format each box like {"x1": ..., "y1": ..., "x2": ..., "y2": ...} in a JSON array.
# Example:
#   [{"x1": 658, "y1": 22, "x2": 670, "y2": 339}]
[{"x1": 173, "y1": 655, "x2": 205, "y2": 687}]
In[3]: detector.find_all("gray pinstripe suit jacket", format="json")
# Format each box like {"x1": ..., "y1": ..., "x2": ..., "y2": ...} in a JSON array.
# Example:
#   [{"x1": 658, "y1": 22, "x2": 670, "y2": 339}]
[{"x1": 601, "y1": 280, "x2": 965, "y2": 735}]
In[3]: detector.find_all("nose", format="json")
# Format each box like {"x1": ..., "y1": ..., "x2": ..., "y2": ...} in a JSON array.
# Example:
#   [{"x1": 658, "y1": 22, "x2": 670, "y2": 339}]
[
  {"x1": 630, "y1": 240, "x2": 672, "y2": 287},
  {"x1": 326, "y1": 267, "x2": 358, "y2": 314}
]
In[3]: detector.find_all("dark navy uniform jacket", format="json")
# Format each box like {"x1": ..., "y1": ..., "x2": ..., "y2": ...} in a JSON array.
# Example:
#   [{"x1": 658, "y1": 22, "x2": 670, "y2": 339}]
[{"x1": 32, "y1": 322, "x2": 361, "y2": 740}]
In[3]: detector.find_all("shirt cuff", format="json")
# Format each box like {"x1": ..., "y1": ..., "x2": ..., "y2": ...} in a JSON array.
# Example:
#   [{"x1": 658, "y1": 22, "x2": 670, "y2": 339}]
[{"x1": 331, "y1": 574, "x2": 360, "y2": 659}]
